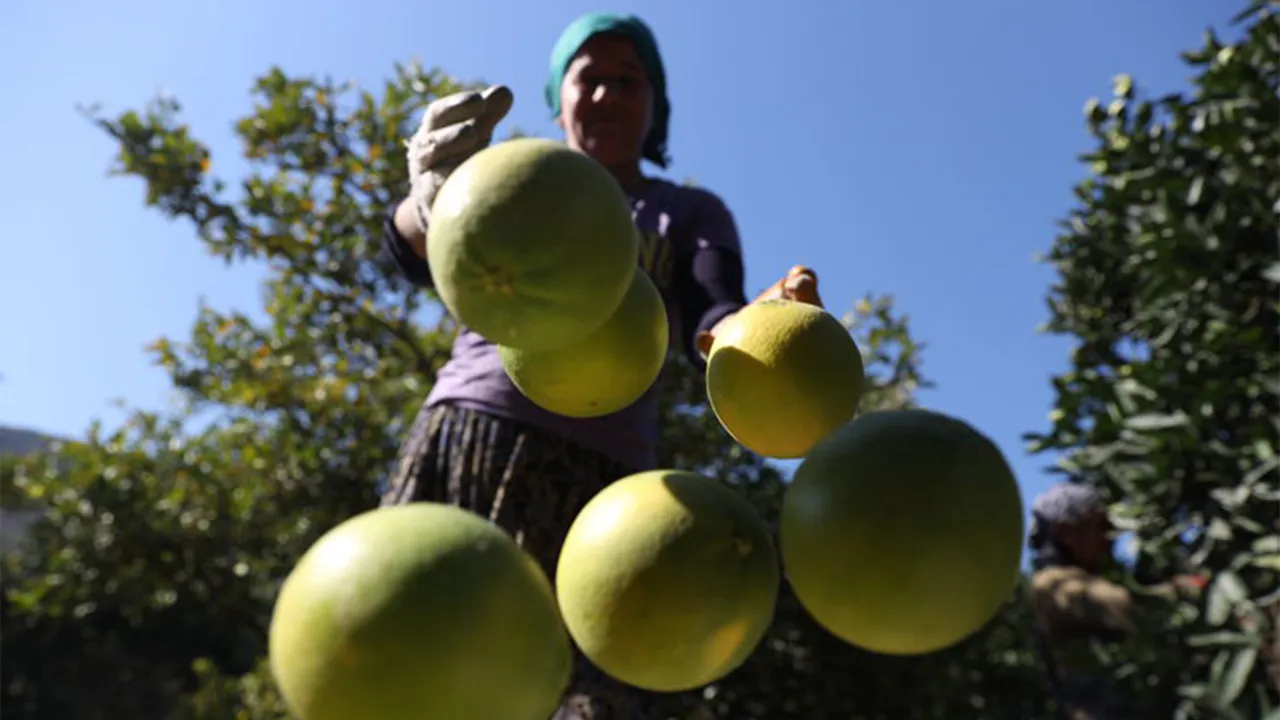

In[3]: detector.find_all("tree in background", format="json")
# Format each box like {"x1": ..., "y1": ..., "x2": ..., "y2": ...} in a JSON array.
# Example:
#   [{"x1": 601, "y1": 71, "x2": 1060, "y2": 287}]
[
  {"x1": 1026, "y1": 3, "x2": 1279, "y2": 717},
  {"x1": 1, "y1": 64, "x2": 486, "y2": 719},
  {"x1": 2, "y1": 61, "x2": 1048, "y2": 719}
]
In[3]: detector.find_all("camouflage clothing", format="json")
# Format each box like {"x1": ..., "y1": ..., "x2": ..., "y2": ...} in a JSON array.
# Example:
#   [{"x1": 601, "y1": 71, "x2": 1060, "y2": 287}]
[
  {"x1": 1028, "y1": 566, "x2": 1140, "y2": 719},
  {"x1": 380, "y1": 402, "x2": 653, "y2": 720}
]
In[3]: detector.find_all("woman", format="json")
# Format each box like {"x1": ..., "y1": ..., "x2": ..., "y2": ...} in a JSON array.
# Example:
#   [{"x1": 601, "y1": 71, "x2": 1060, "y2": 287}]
[
  {"x1": 1028, "y1": 483, "x2": 1207, "y2": 719},
  {"x1": 379, "y1": 12, "x2": 821, "y2": 718}
]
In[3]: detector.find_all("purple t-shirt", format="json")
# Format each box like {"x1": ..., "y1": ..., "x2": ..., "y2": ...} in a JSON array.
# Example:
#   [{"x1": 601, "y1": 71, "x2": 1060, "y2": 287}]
[{"x1": 383, "y1": 177, "x2": 746, "y2": 471}]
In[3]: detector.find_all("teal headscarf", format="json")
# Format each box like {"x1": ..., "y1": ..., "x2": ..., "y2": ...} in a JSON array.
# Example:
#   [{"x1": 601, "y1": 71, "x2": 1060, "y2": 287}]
[{"x1": 545, "y1": 12, "x2": 671, "y2": 168}]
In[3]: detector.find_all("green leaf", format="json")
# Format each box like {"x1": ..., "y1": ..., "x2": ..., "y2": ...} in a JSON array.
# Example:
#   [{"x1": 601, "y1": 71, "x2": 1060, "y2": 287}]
[
  {"x1": 1219, "y1": 646, "x2": 1258, "y2": 703},
  {"x1": 1187, "y1": 175, "x2": 1205, "y2": 205},
  {"x1": 1263, "y1": 261, "x2": 1280, "y2": 284},
  {"x1": 1249, "y1": 553, "x2": 1280, "y2": 571},
  {"x1": 1187, "y1": 631, "x2": 1256, "y2": 648},
  {"x1": 1207, "y1": 571, "x2": 1249, "y2": 626},
  {"x1": 1124, "y1": 411, "x2": 1191, "y2": 432},
  {"x1": 1243, "y1": 456, "x2": 1279, "y2": 486}
]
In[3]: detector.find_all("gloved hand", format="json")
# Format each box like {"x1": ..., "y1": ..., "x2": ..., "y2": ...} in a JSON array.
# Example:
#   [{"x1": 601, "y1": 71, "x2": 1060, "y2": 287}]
[
  {"x1": 696, "y1": 265, "x2": 824, "y2": 357},
  {"x1": 406, "y1": 84, "x2": 515, "y2": 234}
]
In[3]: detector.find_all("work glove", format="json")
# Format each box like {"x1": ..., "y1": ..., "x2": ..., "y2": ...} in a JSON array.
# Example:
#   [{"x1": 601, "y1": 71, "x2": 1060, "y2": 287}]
[
  {"x1": 406, "y1": 84, "x2": 514, "y2": 234},
  {"x1": 696, "y1": 265, "x2": 825, "y2": 357}
]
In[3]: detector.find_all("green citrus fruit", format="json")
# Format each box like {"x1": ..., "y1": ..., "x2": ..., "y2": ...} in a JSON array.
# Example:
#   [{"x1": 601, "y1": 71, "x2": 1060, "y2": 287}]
[
  {"x1": 499, "y1": 270, "x2": 668, "y2": 418},
  {"x1": 780, "y1": 409, "x2": 1024, "y2": 655},
  {"x1": 269, "y1": 504, "x2": 571, "y2": 720},
  {"x1": 706, "y1": 299, "x2": 864, "y2": 459},
  {"x1": 555, "y1": 469, "x2": 779, "y2": 692},
  {"x1": 428, "y1": 137, "x2": 639, "y2": 351}
]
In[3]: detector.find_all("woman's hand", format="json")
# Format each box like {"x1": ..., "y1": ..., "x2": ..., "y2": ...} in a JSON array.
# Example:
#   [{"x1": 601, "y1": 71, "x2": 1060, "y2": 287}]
[
  {"x1": 399, "y1": 85, "x2": 514, "y2": 255},
  {"x1": 695, "y1": 266, "x2": 823, "y2": 357},
  {"x1": 753, "y1": 265, "x2": 823, "y2": 307}
]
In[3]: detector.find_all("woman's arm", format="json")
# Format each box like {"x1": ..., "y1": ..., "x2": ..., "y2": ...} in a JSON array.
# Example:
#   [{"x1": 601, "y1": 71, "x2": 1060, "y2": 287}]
[
  {"x1": 671, "y1": 189, "x2": 826, "y2": 365},
  {"x1": 670, "y1": 190, "x2": 749, "y2": 367},
  {"x1": 673, "y1": 246, "x2": 749, "y2": 367},
  {"x1": 694, "y1": 265, "x2": 823, "y2": 356},
  {"x1": 380, "y1": 198, "x2": 435, "y2": 289}
]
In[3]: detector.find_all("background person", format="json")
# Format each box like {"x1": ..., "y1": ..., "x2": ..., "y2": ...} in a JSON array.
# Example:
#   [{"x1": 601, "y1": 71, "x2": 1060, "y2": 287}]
[{"x1": 1028, "y1": 482, "x2": 1207, "y2": 719}]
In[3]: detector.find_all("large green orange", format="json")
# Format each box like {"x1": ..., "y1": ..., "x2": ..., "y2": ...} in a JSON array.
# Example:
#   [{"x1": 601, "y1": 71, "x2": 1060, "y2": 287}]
[
  {"x1": 428, "y1": 137, "x2": 639, "y2": 351},
  {"x1": 556, "y1": 470, "x2": 779, "y2": 692},
  {"x1": 706, "y1": 299, "x2": 864, "y2": 459},
  {"x1": 268, "y1": 504, "x2": 571, "y2": 720},
  {"x1": 779, "y1": 409, "x2": 1024, "y2": 656},
  {"x1": 498, "y1": 270, "x2": 668, "y2": 418}
]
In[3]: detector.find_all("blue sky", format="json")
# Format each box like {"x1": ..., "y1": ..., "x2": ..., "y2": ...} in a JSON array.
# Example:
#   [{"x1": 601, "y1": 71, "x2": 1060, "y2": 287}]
[{"x1": 0, "y1": 0, "x2": 1245, "y2": 526}]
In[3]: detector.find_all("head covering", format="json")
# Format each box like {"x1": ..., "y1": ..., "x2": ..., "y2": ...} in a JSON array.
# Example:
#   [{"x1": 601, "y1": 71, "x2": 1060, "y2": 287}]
[
  {"x1": 1028, "y1": 483, "x2": 1106, "y2": 571},
  {"x1": 1032, "y1": 483, "x2": 1105, "y2": 526},
  {"x1": 545, "y1": 12, "x2": 671, "y2": 168}
]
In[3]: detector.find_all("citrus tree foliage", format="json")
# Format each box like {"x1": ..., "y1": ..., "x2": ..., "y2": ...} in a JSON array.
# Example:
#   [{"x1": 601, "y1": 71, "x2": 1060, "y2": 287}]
[
  {"x1": 1, "y1": 63, "x2": 1042, "y2": 719},
  {"x1": 1026, "y1": 4, "x2": 1280, "y2": 717},
  {"x1": 0, "y1": 63, "x2": 468, "y2": 720}
]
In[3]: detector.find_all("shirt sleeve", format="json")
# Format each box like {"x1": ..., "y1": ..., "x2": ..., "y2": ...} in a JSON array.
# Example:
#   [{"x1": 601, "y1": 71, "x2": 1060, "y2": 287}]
[
  {"x1": 380, "y1": 200, "x2": 435, "y2": 289},
  {"x1": 672, "y1": 190, "x2": 748, "y2": 367}
]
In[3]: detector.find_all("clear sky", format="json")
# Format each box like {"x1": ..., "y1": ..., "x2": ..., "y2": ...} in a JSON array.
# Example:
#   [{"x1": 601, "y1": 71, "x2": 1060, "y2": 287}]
[{"x1": 0, "y1": 0, "x2": 1246, "y2": 522}]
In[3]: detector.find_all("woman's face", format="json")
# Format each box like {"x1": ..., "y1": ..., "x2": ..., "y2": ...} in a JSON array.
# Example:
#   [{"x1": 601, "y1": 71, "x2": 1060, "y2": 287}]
[
  {"x1": 1057, "y1": 511, "x2": 1113, "y2": 573},
  {"x1": 558, "y1": 33, "x2": 654, "y2": 168}
]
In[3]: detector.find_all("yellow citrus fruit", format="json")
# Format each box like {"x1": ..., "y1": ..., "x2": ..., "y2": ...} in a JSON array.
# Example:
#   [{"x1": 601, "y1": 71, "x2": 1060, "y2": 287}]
[
  {"x1": 499, "y1": 270, "x2": 668, "y2": 418},
  {"x1": 780, "y1": 409, "x2": 1024, "y2": 655},
  {"x1": 428, "y1": 137, "x2": 639, "y2": 351},
  {"x1": 706, "y1": 299, "x2": 864, "y2": 459},
  {"x1": 269, "y1": 504, "x2": 571, "y2": 720},
  {"x1": 555, "y1": 469, "x2": 779, "y2": 692}
]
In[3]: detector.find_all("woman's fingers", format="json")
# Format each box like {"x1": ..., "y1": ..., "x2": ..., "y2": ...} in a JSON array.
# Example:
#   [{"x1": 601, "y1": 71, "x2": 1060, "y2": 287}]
[
  {"x1": 782, "y1": 267, "x2": 823, "y2": 307},
  {"x1": 699, "y1": 266, "x2": 824, "y2": 360},
  {"x1": 755, "y1": 265, "x2": 823, "y2": 307},
  {"x1": 695, "y1": 330, "x2": 715, "y2": 358}
]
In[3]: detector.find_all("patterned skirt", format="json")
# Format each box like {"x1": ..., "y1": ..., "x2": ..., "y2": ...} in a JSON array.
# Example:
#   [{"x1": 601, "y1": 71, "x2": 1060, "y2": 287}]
[{"x1": 380, "y1": 401, "x2": 653, "y2": 720}]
